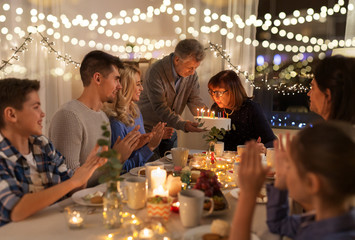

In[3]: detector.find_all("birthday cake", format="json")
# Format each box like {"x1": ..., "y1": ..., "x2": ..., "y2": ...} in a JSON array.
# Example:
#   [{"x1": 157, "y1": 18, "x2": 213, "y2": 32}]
[{"x1": 194, "y1": 116, "x2": 231, "y2": 130}]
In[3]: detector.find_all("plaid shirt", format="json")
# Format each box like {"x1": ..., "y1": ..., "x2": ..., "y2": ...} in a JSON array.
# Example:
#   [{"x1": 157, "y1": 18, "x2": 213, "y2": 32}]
[{"x1": 0, "y1": 133, "x2": 73, "y2": 226}]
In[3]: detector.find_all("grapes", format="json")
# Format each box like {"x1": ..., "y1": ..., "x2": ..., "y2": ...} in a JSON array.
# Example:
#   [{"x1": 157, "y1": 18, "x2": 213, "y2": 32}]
[{"x1": 193, "y1": 170, "x2": 221, "y2": 196}]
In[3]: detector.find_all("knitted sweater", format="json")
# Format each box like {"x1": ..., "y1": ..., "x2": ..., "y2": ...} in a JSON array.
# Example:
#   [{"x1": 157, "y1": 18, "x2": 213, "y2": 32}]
[
  {"x1": 211, "y1": 100, "x2": 276, "y2": 150},
  {"x1": 49, "y1": 99, "x2": 109, "y2": 187},
  {"x1": 138, "y1": 53, "x2": 206, "y2": 132}
]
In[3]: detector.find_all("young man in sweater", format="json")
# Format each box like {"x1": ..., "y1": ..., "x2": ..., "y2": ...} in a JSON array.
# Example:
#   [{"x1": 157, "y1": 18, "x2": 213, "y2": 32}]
[
  {"x1": 0, "y1": 78, "x2": 107, "y2": 226},
  {"x1": 49, "y1": 51, "x2": 141, "y2": 187}
]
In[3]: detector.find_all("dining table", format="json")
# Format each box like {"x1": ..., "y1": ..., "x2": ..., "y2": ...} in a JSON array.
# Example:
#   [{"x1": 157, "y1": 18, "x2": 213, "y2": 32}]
[{"x1": 0, "y1": 149, "x2": 281, "y2": 240}]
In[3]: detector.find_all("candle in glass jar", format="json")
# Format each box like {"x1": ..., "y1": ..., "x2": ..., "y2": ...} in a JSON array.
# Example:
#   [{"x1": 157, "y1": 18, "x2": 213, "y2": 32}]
[
  {"x1": 151, "y1": 167, "x2": 167, "y2": 190},
  {"x1": 171, "y1": 200, "x2": 180, "y2": 213},
  {"x1": 68, "y1": 213, "x2": 83, "y2": 229},
  {"x1": 139, "y1": 228, "x2": 154, "y2": 239}
]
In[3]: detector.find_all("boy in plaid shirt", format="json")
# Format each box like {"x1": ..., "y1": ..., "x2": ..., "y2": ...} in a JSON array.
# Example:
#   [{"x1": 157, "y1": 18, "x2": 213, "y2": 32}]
[{"x1": 0, "y1": 78, "x2": 107, "y2": 226}]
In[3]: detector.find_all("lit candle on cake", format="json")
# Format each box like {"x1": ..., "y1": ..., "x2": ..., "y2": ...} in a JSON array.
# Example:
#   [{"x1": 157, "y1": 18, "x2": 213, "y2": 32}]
[
  {"x1": 197, "y1": 108, "x2": 199, "y2": 116},
  {"x1": 212, "y1": 111, "x2": 215, "y2": 119}
]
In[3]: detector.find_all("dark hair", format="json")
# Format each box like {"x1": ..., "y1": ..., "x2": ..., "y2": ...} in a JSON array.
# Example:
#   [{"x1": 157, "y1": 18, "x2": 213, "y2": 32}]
[
  {"x1": 80, "y1": 50, "x2": 124, "y2": 87},
  {"x1": 290, "y1": 121, "x2": 355, "y2": 204},
  {"x1": 208, "y1": 70, "x2": 251, "y2": 110},
  {"x1": 0, "y1": 78, "x2": 40, "y2": 129},
  {"x1": 314, "y1": 55, "x2": 355, "y2": 124},
  {"x1": 174, "y1": 39, "x2": 205, "y2": 62}
]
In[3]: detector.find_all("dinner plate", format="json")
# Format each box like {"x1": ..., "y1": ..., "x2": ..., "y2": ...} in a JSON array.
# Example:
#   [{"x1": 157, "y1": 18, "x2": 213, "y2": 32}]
[
  {"x1": 71, "y1": 184, "x2": 106, "y2": 206},
  {"x1": 129, "y1": 166, "x2": 144, "y2": 176},
  {"x1": 165, "y1": 154, "x2": 172, "y2": 161},
  {"x1": 230, "y1": 188, "x2": 268, "y2": 204},
  {"x1": 183, "y1": 224, "x2": 260, "y2": 240},
  {"x1": 129, "y1": 165, "x2": 174, "y2": 176},
  {"x1": 203, "y1": 190, "x2": 230, "y2": 216}
]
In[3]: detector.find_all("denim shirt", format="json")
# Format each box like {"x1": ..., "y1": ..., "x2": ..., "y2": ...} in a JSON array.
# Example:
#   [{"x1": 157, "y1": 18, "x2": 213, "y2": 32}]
[{"x1": 266, "y1": 184, "x2": 355, "y2": 240}]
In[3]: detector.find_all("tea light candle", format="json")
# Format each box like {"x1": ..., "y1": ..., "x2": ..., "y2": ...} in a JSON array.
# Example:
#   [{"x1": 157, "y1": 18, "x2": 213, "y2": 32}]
[
  {"x1": 139, "y1": 228, "x2": 154, "y2": 239},
  {"x1": 151, "y1": 167, "x2": 167, "y2": 191},
  {"x1": 68, "y1": 212, "x2": 83, "y2": 229},
  {"x1": 171, "y1": 200, "x2": 180, "y2": 213}
]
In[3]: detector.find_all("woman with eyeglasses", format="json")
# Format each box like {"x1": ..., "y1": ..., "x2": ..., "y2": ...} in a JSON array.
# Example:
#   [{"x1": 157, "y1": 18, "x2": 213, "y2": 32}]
[{"x1": 208, "y1": 70, "x2": 276, "y2": 151}]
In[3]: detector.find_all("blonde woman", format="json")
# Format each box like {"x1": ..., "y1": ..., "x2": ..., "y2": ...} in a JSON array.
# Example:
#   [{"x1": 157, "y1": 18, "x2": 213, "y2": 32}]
[{"x1": 106, "y1": 64, "x2": 170, "y2": 173}]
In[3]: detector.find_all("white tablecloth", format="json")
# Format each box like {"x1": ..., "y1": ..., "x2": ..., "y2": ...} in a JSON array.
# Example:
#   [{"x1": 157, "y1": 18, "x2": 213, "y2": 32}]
[{"x1": 0, "y1": 150, "x2": 281, "y2": 240}]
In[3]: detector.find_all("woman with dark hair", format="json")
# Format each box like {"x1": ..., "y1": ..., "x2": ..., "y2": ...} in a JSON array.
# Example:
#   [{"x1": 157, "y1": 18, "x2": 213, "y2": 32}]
[
  {"x1": 208, "y1": 70, "x2": 276, "y2": 151},
  {"x1": 308, "y1": 55, "x2": 355, "y2": 124}
]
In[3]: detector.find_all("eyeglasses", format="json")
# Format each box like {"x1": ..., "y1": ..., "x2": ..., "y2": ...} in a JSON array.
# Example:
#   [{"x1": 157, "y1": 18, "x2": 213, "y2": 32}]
[{"x1": 208, "y1": 89, "x2": 228, "y2": 97}]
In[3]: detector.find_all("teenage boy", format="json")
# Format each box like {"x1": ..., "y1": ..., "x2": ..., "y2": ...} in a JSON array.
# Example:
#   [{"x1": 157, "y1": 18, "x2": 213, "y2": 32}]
[
  {"x1": 49, "y1": 51, "x2": 141, "y2": 186},
  {"x1": 0, "y1": 78, "x2": 107, "y2": 226}
]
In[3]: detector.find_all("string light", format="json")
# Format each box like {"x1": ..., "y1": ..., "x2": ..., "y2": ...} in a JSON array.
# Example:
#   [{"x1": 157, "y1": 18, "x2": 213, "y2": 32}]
[
  {"x1": 208, "y1": 41, "x2": 252, "y2": 84},
  {"x1": 39, "y1": 31, "x2": 80, "y2": 68},
  {"x1": 2, "y1": 1, "x2": 351, "y2": 56},
  {"x1": 0, "y1": 27, "x2": 80, "y2": 74},
  {"x1": 0, "y1": 32, "x2": 33, "y2": 72},
  {"x1": 209, "y1": 41, "x2": 313, "y2": 93}
]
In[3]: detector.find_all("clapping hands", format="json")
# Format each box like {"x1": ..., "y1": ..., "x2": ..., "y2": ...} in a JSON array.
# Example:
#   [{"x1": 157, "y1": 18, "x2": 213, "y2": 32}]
[
  {"x1": 239, "y1": 141, "x2": 270, "y2": 197},
  {"x1": 162, "y1": 127, "x2": 174, "y2": 139},
  {"x1": 71, "y1": 144, "x2": 108, "y2": 188},
  {"x1": 148, "y1": 122, "x2": 166, "y2": 151},
  {"x1": 112, "y1": 125, "x2": 141, "y2": 162}
]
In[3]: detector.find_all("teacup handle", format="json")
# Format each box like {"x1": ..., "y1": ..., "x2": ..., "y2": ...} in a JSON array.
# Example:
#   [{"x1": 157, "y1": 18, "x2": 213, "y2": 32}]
[
  {"x1": 122, "y1": 186, "x2": 128, "y2": 203},
  {"x1": 164, "y1": 150, "x2": 172, "y2": 161},
  {"x1": 203, "y1": 197, "x2": 214, "y2": 217}
]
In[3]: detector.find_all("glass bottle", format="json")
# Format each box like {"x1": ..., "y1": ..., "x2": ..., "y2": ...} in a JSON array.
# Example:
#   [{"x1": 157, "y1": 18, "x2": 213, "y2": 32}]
[{"x1": 102, "y1": 180, "x2": 122, "y2": 229}]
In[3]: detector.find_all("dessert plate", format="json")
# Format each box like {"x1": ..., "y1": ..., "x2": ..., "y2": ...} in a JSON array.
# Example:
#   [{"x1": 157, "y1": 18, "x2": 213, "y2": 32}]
[{"x1": 183, "y1": 224, "x2": 260, "y2": 240}]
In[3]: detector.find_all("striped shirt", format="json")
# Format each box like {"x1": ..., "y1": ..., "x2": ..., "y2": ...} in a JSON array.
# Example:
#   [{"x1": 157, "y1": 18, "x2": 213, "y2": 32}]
[{"x1": 0, "y1": 134, "x2": 73, "y2": 226}]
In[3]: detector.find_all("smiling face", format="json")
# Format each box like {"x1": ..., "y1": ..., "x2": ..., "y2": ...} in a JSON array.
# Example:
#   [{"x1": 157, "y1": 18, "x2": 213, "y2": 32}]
[
  {"x1": 100, "y1": 65, "x2": 122, "y2": 103},
  {"x1": 132, "y1": 72, "x2": 143, "y2": 102},
  {"x1": 173, "y1": 56, "x2": 201, "y2": 78},
  {"x1": 15, "y1": 91, "x2": 45, "y2": 136},
  {"x1": 209, "y1": 86, "x2": 231, "y2": 109}
]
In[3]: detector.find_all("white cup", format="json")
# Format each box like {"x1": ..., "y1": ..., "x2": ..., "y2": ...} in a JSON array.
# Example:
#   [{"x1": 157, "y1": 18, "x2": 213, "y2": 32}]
[
  {"x1": 237, "y1": 145, "x2": 246, "y2": 156},
  {"x1": 124, "y1": 177, "x2": 147, "y2": 210},
  {"x1": 178, "y1": 189, "x2": 214, "y2": 228},
  {"x1": 266, "y1": 148, "x2": 275, "y2": 171},
  {"x1": 138, "y1": 162, "x2": 164, "y2": 188},
  {"x1": 214, "y1": 141, "x2": 224, "y2": 157},
  {"x1": 164, "y1": 147, "x2": 189, "y2": 167}
]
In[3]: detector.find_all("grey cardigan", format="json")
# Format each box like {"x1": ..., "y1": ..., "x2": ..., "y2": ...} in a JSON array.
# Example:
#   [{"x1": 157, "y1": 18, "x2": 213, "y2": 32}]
[{"x1": 138, "y1": 53, "x2": 206, "y2": 132}]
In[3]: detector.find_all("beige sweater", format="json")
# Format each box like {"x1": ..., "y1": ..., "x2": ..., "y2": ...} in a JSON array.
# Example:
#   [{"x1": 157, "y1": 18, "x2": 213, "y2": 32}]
[{"x1": 49, "y1": 100, "x2": 109, "y2": 187}]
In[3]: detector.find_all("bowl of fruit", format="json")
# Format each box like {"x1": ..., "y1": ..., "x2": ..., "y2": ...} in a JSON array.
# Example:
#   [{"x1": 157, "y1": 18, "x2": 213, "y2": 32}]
[
  {"x1": 146, "y1": 196, "x2": 172, "y2": 221},
  {"x1": 193, "y1": 170, "x2": 229, "y2": 215}
]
